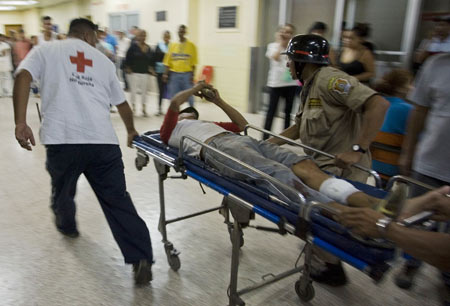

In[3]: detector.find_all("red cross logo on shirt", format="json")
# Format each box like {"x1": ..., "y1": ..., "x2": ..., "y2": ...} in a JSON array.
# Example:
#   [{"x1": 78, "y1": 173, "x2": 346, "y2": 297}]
[{"x1": 70, "y1": 51, "x2": 92, "y2": 73}]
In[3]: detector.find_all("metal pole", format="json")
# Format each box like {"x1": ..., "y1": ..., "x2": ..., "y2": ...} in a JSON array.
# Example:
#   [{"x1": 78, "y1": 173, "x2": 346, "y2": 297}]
[
  {"x1": 332, "y1": 0, "x2": 346, "y2": 47},
  {"x1": 345, "y1": 0, "x2": 356, "y2": 29},
  {"x1": 279, "y1": 0, "x2": 287, "y2": 25},
  {"x1": 401, "y1": 0, "x2": 422, "y2": 68},
  {"x1": 158, "y1": 173, "x2": 168, "y2": 242}
]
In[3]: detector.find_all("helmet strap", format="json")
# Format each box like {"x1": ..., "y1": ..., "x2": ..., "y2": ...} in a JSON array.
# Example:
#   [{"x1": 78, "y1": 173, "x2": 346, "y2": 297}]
[{"x1": 295, "y1": 62, "x2": 306, "y2": 81}]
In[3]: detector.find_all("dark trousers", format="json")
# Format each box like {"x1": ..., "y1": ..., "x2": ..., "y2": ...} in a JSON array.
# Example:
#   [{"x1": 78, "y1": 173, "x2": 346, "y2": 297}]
[
  {"x1": 156, "y1": 73, "x2": 166, "y2": 110},
  {"x1": 263, "y1": 86, "x2": 298, "y2": 139},
  {"x1": 46, "y1": 144, "x2": 153, "y2": 264}
]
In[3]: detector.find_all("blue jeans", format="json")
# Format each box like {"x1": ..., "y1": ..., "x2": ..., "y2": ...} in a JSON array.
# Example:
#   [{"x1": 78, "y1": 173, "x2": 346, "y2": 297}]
[
  {"x1": 45, "y1": 144, "x2": 153, "y2": 264},
  {"x1": 168, "y1": 71, "x2": 194, "y2": 106},
  {"x1": 203, "y1": 134, "x2": 333, "y2": 207}
]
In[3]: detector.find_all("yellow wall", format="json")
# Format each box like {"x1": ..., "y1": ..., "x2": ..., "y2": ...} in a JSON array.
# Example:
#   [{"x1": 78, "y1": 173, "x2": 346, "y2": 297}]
[
  {"x1": 0, "y1": 0, "x2": 260, "y2": 110},
  {"x1": 90, "y1": 0, "x2": 260, "y2": 109},
  {"x1": 0, "y1": 11, "x2": 24, "y2": 35},
  {"x1": 0, "y1": 0, "x2": 91, "y2": 35},
  {"x1": 195, "y1": 0, "x2": 260, "y2": 110}
]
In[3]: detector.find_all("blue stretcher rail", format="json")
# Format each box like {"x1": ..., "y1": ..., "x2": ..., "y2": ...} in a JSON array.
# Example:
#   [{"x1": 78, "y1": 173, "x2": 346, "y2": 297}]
[
  {"x1": 313, "y1": 237, "x2": 368, "y2": 271},
  {"x1": 133, "y1": 131, "x2": 398, "y2": 304}
]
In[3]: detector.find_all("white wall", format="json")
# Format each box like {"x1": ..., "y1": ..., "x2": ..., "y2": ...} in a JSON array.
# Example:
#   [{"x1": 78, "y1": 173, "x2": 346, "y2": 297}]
[{"x1": 90, "y1": 0, "x2": 190, "y2": 45}]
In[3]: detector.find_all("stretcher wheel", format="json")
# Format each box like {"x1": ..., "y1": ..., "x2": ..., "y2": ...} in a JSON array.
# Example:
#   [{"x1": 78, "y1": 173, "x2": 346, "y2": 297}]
[
  {"x1": 295, "y1": 280, "x2": 315, "y2": 302},
  {"x1": 228, "y1": 226, "x2": 244, "y2": 248},
  {"x1": 168, "y1": 254, "x2": 181, "y2": 271},
  {"x1": 135, "y1": 157, "x2": 144, "y2": 171},
  {"x1": 164, "y1": 242, "x2": 181, "y2": 271}
]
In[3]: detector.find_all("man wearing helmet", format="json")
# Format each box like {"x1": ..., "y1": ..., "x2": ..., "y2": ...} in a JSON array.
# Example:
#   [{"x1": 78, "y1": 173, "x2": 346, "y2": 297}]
[
  {"x1": 269, "y1": 34, "x2": 389, "y2": 183},
  {"x1": 268, "y1": 34, "x2": 389, "y2": 286}
]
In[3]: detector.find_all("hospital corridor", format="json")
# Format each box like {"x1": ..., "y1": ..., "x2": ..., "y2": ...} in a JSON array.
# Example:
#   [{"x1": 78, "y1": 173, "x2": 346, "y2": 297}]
[{"x1": 1, "y1": 0, "x2": 450, "y2": 305}]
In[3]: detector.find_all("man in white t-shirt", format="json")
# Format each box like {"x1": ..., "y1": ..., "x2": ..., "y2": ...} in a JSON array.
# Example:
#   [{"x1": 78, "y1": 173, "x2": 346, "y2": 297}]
[
  {"x1": 0, "y1": 35, "x2": 13, "y2": 96},
  {"x1": 37, "y1": 16, "x2": 58, "y2": 45},
  {"x1": 13, "y1": 18, "x2": 153, "y2": 286}
]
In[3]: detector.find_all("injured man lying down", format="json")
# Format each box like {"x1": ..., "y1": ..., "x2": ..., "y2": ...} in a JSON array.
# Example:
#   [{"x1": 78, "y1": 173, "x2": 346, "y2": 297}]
[{"x1": 160, "y1": 82, "x2": 387, "y2": 211}]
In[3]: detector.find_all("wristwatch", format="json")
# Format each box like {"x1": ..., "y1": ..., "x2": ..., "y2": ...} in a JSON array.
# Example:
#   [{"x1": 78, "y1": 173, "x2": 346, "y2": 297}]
[
  {"x1": 376, "y1": 216, "x2": 393, "y2": 237},
  {"x1": 352, "y1": 144, "x2": 367, "y2": 154}
]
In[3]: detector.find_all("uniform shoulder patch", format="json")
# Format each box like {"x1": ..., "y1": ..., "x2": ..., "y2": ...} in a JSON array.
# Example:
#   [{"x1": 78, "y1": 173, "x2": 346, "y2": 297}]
[{"x1": 328, "y1": 77, "x2": 352, "y2": 95}]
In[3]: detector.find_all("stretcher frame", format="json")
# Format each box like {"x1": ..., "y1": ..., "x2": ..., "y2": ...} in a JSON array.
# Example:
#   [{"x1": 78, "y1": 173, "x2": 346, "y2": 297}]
[{"x1": 132, "y1": 126, "x2": 428, "y2": 306}]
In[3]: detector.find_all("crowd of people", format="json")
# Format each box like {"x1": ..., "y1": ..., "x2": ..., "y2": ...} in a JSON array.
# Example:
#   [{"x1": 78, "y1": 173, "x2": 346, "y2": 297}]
[
  {"x1": 2, "y1": 16, "x2": 198, "y2": 117},
  {"x1": 6, "y1": 12, "x2": 450, "y2": 301}
]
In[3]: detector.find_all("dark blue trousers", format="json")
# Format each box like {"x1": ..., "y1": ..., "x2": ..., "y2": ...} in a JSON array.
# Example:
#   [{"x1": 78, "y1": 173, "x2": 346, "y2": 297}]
[{"x1": 45, "y1": 144, "x2": 153, "y2": 264}]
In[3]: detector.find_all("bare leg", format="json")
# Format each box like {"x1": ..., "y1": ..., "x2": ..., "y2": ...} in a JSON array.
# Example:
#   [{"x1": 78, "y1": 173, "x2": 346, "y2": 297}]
[{"x1": 291, "y1": 159, "x2": 379, "y2": 208}]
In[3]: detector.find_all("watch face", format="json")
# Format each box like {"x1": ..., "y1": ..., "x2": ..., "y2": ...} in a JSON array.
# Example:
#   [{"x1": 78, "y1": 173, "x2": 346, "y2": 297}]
[{"x1": 352, "y1": 144, "x2": 359, "y2": 151}]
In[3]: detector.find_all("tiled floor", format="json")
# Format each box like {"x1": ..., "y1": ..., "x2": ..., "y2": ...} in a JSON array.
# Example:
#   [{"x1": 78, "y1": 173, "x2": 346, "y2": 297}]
[{"x1": 0, "y1": 93, "x2": 445, "y2": 306}]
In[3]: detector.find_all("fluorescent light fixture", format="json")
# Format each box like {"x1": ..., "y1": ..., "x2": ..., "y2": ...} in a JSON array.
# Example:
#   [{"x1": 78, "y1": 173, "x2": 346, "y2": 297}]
[
  {"x1": 0, "y1": 5, "x2": 16, "y2": 10},
  {"x1": 0, "y1": 0, "x2": 38, "y2": 5}
]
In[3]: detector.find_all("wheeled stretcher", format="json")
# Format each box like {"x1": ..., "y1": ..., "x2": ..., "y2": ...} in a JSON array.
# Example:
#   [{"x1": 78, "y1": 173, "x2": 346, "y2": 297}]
[{"x1": 132, "y1": 126, "x2": 428, "y2": 306}]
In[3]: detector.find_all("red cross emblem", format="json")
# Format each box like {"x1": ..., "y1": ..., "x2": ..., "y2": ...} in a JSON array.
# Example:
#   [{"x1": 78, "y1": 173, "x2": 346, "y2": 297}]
[{"x1": 70, "y1": 51, "x2": 93, "y2": 73}]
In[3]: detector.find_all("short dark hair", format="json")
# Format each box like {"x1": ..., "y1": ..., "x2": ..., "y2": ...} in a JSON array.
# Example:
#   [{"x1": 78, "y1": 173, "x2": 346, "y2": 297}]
[
  {"x1": 179, "y1": 24, "x2": 187, "y2": 30},
  {"x1": 68, "y1": 18, "x2": 96, "y2": 36},
  {"x1": 309, "y1": 21, "x2": 327, "y2": 34},
  {"x1": 42, "y1": 16, "x2": 52, "y2": 22},
  {"x1": 179, "y1": 106, "x2": 199, "y2": 119},
  {"x1": 352, "y1": 23, "x2": 370, "y2": 38}
]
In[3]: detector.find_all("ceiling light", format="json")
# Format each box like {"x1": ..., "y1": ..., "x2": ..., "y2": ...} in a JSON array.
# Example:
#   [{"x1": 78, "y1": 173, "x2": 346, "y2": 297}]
[
  {"x1": 0, "y1": 5, "x2": 16, "y2": 10},
  {"x1": 0, "y1": 1, "x2": 38, "y2": 5}
]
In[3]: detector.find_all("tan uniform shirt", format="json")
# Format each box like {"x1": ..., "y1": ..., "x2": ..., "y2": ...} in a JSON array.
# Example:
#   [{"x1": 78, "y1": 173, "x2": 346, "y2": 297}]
[{"x1": 295, "y1": 66, "x2": 377, "y2": 182}]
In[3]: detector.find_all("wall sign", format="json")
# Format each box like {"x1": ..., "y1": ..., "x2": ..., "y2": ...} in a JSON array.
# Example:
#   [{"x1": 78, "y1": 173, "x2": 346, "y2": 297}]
[
  {"x1": 218, "y1": 6, "x2": 237, "y2": 29},
  {"x1": 156, "y1": 11, "x2": 167, "y2": 22}
]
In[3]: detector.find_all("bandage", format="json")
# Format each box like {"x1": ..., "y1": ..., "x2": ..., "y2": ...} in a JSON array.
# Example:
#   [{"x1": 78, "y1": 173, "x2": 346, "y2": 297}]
[{"x1": 319, "y1": 178, "x2": 359, "y2": 205}]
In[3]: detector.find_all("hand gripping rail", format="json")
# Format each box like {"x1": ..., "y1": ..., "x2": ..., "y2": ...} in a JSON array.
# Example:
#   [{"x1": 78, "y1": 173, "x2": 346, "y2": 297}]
[
  {"x1": 179, "y1": 135, "x2": 308, "y2": 206},
  {"x1": 244, "y1": 125, "x2": 383, "y2": 188}
]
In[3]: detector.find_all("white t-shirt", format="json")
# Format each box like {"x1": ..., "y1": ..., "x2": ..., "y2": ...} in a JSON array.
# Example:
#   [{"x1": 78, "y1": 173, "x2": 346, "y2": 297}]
[
  {"x1": 0, "y1": 42, "x2": 13, "y2": 72},
  {"x1": 16, "y1": 38, "x2": 126, "y2": 145},
  {"x1": 427, "y1": 35, "x2": 450, "y2": 53},
  {"x1": 409, "y1": 54, "x2": 450, "y2": 182},
  {"x1": 37, "y1": 32, "x2": 57, "y2": 45},
  {"x1": 168, "y1": 119, "x2": 228, "y2": 157},
  {"x1": 266, "y1": 42, "x2": 298, "y2": 88},
  {"x1": 117, "y1": 37, "x2": 131, "y2": 58}
]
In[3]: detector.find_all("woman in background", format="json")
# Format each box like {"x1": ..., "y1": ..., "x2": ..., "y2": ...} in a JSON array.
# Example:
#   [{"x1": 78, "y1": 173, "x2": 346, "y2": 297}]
[
  {"x1": 336, "y1": 23, "x2": 375, "y2": 85},
  {"x1": 125, "y1": 29, "x2": 155, "y2": 117},
  {"x1": 263, "y1": 24, "x2": 298, "y2": 139}
]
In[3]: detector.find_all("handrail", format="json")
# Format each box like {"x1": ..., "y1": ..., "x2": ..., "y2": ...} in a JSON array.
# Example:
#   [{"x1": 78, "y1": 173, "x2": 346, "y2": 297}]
[
  {"x1": 179, "y1": 135, "x2": 307, "y2": 206},
  {"x1": 300, "y1": 201, "x2": 340, "y2": 222},
  {"x1": 244, "y1": 125, "x2": 383, "y2": 188},
  {"x1": 386, "y1": 175, "x2": 436, "y2": 191}
]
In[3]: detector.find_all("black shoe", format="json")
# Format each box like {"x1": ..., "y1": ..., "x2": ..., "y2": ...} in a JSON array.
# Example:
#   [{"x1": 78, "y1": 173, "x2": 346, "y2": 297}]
[
  {"x1": 310, "y1": 262, "x2": 348, "y2": 287},
  {"x1": 55, "y1": 215, "x2": 79, "y2": 238},
  {"x1": 133, "y1": 259, "x2": 153, "y2": 286},
  {"x1": 395, "y1": 263, "x2": 420, "y2": 289},
  {"x1": 57, "y1": 227, "x2": 80, "y2": 238}
]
